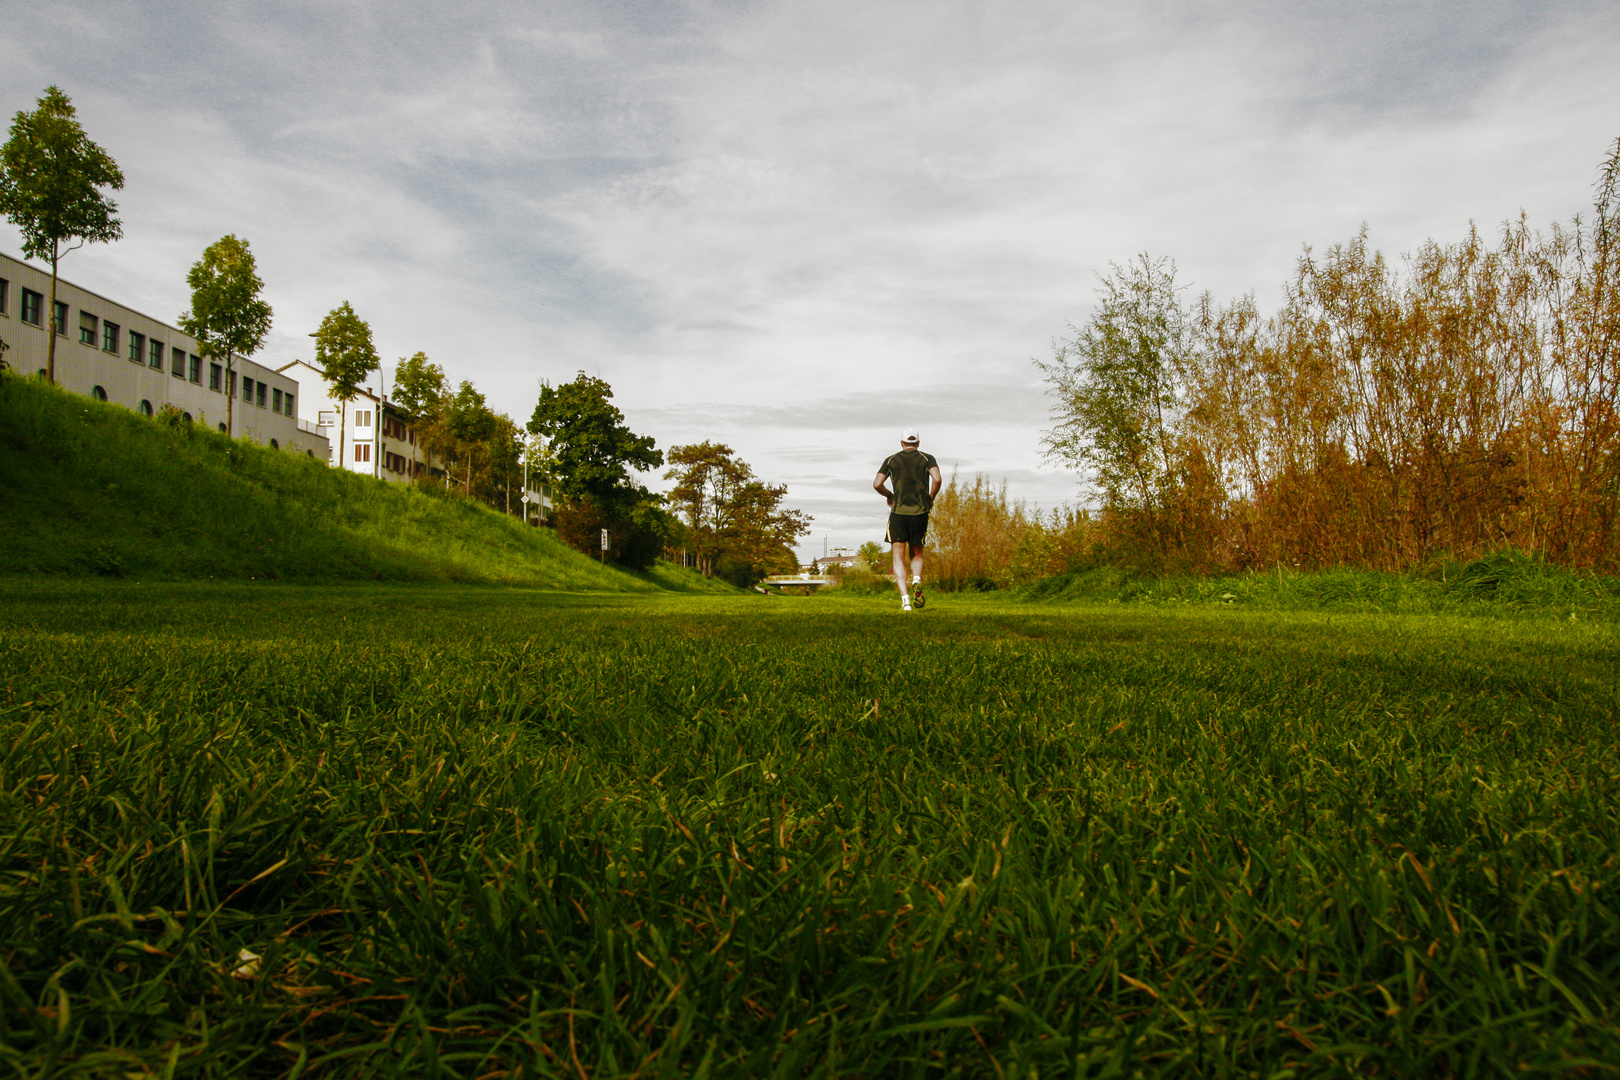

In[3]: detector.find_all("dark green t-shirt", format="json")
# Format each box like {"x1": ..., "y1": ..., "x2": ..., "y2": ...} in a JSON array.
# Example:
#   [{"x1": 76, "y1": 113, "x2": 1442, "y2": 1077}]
[{"x1": 879, "y1": 449, "x2": 938, "y2": 516}]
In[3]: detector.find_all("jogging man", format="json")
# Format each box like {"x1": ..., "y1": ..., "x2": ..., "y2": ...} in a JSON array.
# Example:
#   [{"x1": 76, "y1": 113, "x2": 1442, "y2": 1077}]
[{"x1": 873, "y1": 430, "x2": 942, "y2": 612}]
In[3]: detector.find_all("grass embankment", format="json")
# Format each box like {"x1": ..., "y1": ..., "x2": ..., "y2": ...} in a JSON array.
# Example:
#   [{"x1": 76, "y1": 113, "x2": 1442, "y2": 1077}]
[
  {"x1": 2, "y1": 584, "x2": 1616, "y2": 1076},
  {"x1": 0, "y1": 375, "x2": 715, "y2": 591},
  {"x1": 1022, "y1": 553, "x2": 1620, "y2": 620}
]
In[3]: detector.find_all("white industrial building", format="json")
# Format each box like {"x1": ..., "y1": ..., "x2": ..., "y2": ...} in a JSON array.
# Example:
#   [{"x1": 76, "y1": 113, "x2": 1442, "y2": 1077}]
[{"x1": 0, "y1": 252, "x2": 327, "y2": 458}]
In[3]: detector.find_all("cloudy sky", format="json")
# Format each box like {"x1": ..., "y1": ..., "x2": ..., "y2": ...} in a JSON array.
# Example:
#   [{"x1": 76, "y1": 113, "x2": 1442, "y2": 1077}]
[{"x1": 2, "y1": 1, "x2": 1616, "y2": 559}]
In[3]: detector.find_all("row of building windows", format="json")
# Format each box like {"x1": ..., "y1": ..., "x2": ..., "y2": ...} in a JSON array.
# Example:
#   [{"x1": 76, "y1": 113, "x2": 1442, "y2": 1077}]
[{"x1": 2, "y1": 278, "x2": 298, "y2": 419}]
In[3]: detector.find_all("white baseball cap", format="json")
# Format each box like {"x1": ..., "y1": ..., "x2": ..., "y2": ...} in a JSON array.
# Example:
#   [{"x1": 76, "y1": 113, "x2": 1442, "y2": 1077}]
[{"x1": 901, "y1": 429, "x2": 920, "y2": 444}]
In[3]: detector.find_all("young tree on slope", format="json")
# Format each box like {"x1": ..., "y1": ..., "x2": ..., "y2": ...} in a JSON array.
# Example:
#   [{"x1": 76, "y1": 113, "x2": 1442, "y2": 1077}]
[
  {"x1": 313, "y1": 302, "x2": 379, "y2": 470},
  {"x1": 0, "y1": 86, "x2": 123, "y2": 385},
  {"x1": 445, "y1": 380, "x2": 496, "y2": 496},
  {"x1": 180, "y1": 235, "x2": 271, "y2": 437},
  {"x1": 392, "y1": 351, "x2": 446, "y2": 479}
]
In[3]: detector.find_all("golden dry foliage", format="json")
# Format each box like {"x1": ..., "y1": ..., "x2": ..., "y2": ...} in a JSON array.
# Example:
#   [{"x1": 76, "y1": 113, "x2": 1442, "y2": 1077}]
[
  {"x1": 1167, "y1": 213, "x2": 1620, "y2": 570},
  {"x1": 1036, "y1": 133, "x2": 1620, "y2": 576},
  {"x1": 927, "y1": 473, "x2": 1100, "y2": 588}
]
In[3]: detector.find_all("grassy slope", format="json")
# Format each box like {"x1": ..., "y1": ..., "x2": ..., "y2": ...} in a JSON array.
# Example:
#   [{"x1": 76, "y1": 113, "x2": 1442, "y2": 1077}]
[
  {"x1": 1019, "y1": 554, "x2": 1620, "y2": 619},
  {"x1": 0, "y1": 375, "x2": 728, "y2": 591},
  {"x1": 1, "y1": 583, "x2": 1614, "y2": 1075}
]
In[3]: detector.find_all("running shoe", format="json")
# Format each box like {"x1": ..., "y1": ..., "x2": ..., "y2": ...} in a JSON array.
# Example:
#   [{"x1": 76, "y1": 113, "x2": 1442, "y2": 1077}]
[
  {"x1": 900, "y1": 597, "x2": 912, "y2": 612},
  {"x1": 911, "y1": 581, "x2": 926, "y2": 609}
]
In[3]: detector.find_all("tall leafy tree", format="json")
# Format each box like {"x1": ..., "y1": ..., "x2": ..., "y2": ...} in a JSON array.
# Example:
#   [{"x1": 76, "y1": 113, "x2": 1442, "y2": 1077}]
[
  {"x1": 665, "y1": 441, "x2": 749, "y2": 577},
  {"x1": 527, "y1": 373, "x2": 662, "y2": 503},
  {"x1": 0, "y1": 86, "x2": 124, "y2": 385},
  {"x1": 392, "y1": 351, "x2": 446, "y2": 478},
  {"x1": 529, "y1": 373, "x2": 664, "y2": 564},
  {"x1": 666, "y1": 442, "x2": 810, "y2": 580},
  {"x1": 312, "y1": 302, "x2": 379, "y2": 469},
  {"x1": 721, "y1": 477, "x2": 812, "y2": 581},
  {"x1": 445, "y1": 380, "x2": 496, "y2": 495},
  {"x1": 179, "y1": 235, "x2": 272, "y2": 437},
  {"x1": 1037, "y1": 253, "x2": 1189, "y2": 549},
  {"x1": 392, "y1": 352, "x2": 446, "y2": 419}
]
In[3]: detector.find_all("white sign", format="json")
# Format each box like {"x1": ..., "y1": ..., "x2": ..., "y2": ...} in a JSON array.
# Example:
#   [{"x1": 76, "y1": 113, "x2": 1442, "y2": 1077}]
[
  {"x1": 600, "y1": 529, "x2": 610, "y2": 550},
  {"x1": 521, "y1": 493, "x2": 530, "y2": 504}
]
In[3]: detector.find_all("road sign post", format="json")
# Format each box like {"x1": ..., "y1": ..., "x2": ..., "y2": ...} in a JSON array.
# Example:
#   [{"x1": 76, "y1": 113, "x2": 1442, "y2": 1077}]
[{"x1": 600, "y1": 528, "x2": 609, "y2": 562}]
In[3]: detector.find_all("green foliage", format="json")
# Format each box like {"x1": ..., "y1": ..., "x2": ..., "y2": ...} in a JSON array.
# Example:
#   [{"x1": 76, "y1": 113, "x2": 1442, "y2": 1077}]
[
  {"x1": 0, "y1": 586, "x2": 1615, "y2": 1074},
  {"x1": 857, "y1": 539, "x2": 885, "y2": 571},
  {"x1": 827, "y1": 563, "x2": 893, "y2": 595},
  {"x1": 312, "y1": 301, "x2": 379, "y2": 465},
  {"x1": 179, "y1": 234, "x2": 272, "y2": 435},
  {"x1": 528, "y1": 372, "x2": 661, "y2": 504},
  {"x1": 0, "y1": 375, "x2": 665, "y2": 589},
  {"x1": 1038, "y1": 253, "x2": 1188, "y2": 514},
  {"x1": 0, "y1": 85, "x2": 123, "y2": 263},
  {"x1": 312, "y1": 302, "x2": 380, "y2": 403},
  {"x1": 0, "y1": 85, "x2": 124, "y2": 383},
  {"x1": 552, "y1": 491, "x2": 676, "y2": 572},
  {"x1": 391, "y1": 351, "x2": 446, "y2": 421}
]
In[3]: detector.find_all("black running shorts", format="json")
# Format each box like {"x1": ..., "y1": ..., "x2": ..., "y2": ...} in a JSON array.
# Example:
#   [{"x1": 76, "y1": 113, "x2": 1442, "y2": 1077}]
[{"x1": 885, "y1": 512, "x2": 928, "y2": 546}]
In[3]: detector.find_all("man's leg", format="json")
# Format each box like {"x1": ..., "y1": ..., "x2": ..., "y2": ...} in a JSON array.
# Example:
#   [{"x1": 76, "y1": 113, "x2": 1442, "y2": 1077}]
[
  {"x1": 908, "y1": 543, "x2": 926, "y2": 608},
  {"x1": 891, "y1": 542, "x2": 911, "y2": 603}
]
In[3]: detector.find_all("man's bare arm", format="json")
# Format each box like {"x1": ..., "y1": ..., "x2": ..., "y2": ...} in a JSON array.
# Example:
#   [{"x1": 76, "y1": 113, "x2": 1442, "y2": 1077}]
[
  {"x1": 873, "y1": 472, "x2": 894, "y2": 507},
  {"x1": 928, "y1": 465, "x2": 943, "y2": 501}
]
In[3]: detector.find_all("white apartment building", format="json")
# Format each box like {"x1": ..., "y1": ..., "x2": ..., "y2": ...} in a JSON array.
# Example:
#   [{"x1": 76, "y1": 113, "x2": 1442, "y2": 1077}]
[
  {"x1": 276, "y1": 358, "x2": 441, "y2": 483},
  {"x1": 279, "y1": 358, "x2": 553, "y2": 521},
  {"x1": 0, "y1": 252, "x2": 328, "y2": 458}
]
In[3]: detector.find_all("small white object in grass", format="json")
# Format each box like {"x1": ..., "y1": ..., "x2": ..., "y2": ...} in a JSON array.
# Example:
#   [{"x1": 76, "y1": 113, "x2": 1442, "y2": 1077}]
[{"x1": 231, "y1": 948, "x2": 262, "y2": 980}]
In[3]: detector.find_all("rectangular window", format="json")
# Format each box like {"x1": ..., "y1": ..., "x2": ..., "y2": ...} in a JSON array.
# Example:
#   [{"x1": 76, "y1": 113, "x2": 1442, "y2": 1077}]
[
  {"x1": 149, "y1": 339, "x2": 164, "y2": 368},
  {"x1": 103, "y1": 320, "x2": 119, "y2": 353},
  {"x1": 80, "y1": 311, "x2": 97, "y2": 345},
  {"x1": 284, "y1": 393, "x2": 294, "y2": 416},
  {"x1": 54, "y1": 301, "x2": 67, "y2": 335},
  {"x1": 20, "y1": 288, "x2": 41, "y2": 325},
  {"x1": 242, "y1": 376, "x2": 253, "y2": 401},
  {"x1": 209, "y1": 363, "x2": 222, "y2": 391},
  {"x1": 255, "y1": 382, "x2": 266, "y2": 408},
  {"x1": 170, "y1": 346, "x2": 185, "y2": 378},
  {"x1": 272, "y1": 388, "x2": 283, "y2": 413},
  {"x1": 0, "y1": 278, "x2": 8, "y2": 315},
  {"x1": 356, "y1": 409, "x2": 372, "y2": 428},
  {"x1": 188, "y1": 354, "x2": 201, "y2": 383},
  {"x1": 128, "y1": 330, "x2": 145, "y2": 363},
  {"x1": 354, "y1": 443, "x2": 371, "y2": 463}
]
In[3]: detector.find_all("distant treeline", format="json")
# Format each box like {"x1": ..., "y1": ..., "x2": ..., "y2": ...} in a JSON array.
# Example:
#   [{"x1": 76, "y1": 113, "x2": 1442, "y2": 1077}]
[{"x1": 1032, "y1": 136, "x2": 1620, "y2": 574}]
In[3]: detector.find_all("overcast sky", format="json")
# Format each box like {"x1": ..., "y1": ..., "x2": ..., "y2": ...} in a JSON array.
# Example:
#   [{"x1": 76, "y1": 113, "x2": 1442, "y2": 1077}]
[{"x1": 2, "y1": 0, "x2": 1616, "y2": 559}]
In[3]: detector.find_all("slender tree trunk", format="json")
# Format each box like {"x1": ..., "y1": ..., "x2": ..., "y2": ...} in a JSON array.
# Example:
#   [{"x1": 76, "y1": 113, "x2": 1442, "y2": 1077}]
[
  {"x1": 225, "y1": 349, "x2": 235, "y2": 436},
  {"x1": 46, "y1": 241, "x2": 59, "y2": 385},
  {"x1": 338, "y1": 400, "x2": 347, "y2": 470}
]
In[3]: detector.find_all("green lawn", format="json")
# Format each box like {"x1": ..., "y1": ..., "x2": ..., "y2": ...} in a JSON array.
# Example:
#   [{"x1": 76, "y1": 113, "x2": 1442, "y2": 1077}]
[{"x1": 1, "y1": 583, "x2": 1616, "y2": 1077}]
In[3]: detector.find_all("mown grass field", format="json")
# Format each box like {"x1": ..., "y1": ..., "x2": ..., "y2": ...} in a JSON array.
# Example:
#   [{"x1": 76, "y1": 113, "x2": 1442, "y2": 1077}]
[{"x1": 1, "y1": 582, "x2": 1617, "y2": 1077}]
